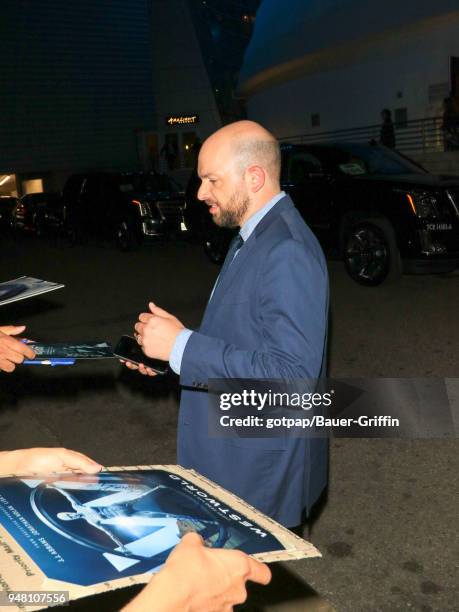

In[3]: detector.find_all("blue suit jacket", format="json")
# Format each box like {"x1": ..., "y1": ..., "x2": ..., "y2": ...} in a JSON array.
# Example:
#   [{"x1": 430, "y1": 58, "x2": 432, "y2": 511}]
[{"x1": 178, "y1": 195, "x2": 329, "y2": 527}]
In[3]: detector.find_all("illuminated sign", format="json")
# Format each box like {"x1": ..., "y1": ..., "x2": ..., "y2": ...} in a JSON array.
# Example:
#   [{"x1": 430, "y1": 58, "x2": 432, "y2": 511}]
[{"x1": 165, "y1": 114, "x2": 199, "y2": 126}]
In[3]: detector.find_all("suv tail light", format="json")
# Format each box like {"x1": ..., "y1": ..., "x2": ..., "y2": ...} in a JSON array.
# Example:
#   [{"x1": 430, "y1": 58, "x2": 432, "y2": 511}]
[{"x1": 132, "y1": 199, "x2": 152, "y2": 217}]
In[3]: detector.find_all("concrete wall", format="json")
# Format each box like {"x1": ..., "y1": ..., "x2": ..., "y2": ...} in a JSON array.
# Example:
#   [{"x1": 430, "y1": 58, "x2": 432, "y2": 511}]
[
  {"x1": 410, "y1": 152, "x2": 459, "y2": 176},
  {"x1": 241, "y1": 1, "x2": 459, "y2": 139},
  {"x1": 0, "y1": 0, "x2": 155, "y2": 188},
  {"x1": 150, "y1": 0, "x2": 221, "y2": 184}
]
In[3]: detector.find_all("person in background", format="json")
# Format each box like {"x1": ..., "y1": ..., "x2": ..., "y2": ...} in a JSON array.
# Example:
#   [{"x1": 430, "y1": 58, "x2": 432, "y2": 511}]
[
  {"x1": 442, "y1": 96, "x2": 459, "y2": 151},
  {"x1": 160, "y1": 137, "x2": 178, "y2": 172},
  {"x1": 380, "y1": 108, "x2": 396, "y2": 149}
]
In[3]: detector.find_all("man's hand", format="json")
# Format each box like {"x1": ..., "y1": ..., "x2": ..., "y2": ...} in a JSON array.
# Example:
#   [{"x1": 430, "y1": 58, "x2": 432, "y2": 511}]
[
  {"x1": 123, "y1": 532, "x2": 271, "y2": 612},
  {"x1": 121, "y1": 359, "x2": 158, "y2": 377},
  {"x1": 134, "y1": 302, "x2": 184, "y2": 361},
  {"x1": 0, "y1": 448, "x2": 103, "y2": 477},
  {"x1": 0, "y1": 325, "x2": 35, "y2": 373}
]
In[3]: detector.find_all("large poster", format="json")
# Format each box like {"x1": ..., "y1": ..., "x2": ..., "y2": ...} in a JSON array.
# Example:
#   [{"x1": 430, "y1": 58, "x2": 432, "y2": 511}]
[{"x1": 0, "y1": 466, "x2": 320, "y2": 610}]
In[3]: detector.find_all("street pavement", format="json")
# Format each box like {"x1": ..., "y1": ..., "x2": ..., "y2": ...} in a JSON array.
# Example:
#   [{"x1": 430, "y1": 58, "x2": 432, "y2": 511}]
[{"x1": 0, "y1": 233, "x2": 457, "y2": 611}]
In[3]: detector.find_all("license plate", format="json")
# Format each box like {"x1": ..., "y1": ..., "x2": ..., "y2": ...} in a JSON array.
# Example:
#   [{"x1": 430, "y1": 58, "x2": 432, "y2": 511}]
[{"x1": 426, "y1": 223, "x2": 452, "y2": 231}]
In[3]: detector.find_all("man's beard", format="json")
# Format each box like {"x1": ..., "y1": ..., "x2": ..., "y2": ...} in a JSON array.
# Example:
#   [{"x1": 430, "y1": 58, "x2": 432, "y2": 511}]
[{"x1": 212, "y1": 192, "x2": 250, "y2": 228}]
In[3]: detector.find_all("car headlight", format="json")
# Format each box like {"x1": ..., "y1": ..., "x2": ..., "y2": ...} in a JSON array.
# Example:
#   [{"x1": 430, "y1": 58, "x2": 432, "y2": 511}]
[{"x1": 402, "y1": 190, "x2": 439, "y2": 219}]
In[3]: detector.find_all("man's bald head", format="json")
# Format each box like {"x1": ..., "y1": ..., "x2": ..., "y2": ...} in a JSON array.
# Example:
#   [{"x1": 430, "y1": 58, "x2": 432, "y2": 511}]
[
  {"x1": 197, "y1": 121, "x2": 282, "y2": 227},
  {"x1": 202, "y1": 121, "x2": 281, "y2": 185}
]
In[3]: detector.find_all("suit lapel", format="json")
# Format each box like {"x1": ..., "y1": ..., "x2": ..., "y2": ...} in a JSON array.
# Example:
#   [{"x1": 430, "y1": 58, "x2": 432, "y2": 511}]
[{"x1": 207, "y1": 233, "x2": 256, "y2": 302}]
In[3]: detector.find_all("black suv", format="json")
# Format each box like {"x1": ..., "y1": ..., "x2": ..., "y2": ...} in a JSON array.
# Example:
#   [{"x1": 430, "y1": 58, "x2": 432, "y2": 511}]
[
  {"x1": 11, "y1": 192, "x2": 62, "y2": 234},
  {"x1": 189, "y1": 143, "x2": 459, "y2": 285},
  {"x1": 63, "y1": 172, "x2": 187, "y2": 249},
  {"x1": 0, "y1": 196, "x2": 18, "y2": 231}
]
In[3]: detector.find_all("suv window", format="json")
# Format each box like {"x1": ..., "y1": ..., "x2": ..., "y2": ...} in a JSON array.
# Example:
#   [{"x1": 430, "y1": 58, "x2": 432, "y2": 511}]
[
  {"x1": 117, "y1": 173, "x2": 172, "y2": 194},
  {"x1": 82, "y1": 175, "x2": 103, "y2": 197},
  {"x1": 63, "y1": 175, "x2": 85, "y2": 201},
  {"x1": 287, "y1": 152, "x2": 323, "y2": 183},
  {"x1": 312, "y1": 144, "x2": 426, "y2": 176},
  {"x1": 141, "y1": 174, "x2": 172, "y2": 193}
]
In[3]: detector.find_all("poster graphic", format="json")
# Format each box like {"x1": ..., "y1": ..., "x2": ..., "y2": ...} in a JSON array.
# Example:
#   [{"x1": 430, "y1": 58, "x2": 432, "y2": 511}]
[
  {"x1": 0, "y1": 470, "x2": 281, "y2": 586},
  {"x1": 0, "y1": 466, "x2": 320, "y2": 607},
  {"x1": 29, "y1": 342, "x2": 113, "y2": 359}
]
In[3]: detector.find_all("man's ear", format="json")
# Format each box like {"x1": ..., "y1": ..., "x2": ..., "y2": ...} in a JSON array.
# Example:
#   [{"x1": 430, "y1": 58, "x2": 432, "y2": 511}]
[{"x1": 245, "y1": 165, "x2": 265, "y2": 193}]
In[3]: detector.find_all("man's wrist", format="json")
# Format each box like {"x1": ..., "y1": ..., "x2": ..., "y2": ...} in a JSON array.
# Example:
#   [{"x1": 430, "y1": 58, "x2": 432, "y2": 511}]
[{"x1": 169, "y1": 329, "x2": 193, "y2": 375}]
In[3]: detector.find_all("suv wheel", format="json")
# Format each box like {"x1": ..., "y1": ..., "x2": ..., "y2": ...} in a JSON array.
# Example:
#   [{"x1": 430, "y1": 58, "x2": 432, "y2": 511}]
[{"x1": 343, "y1": 220, "x2": 401, "y2": 286}]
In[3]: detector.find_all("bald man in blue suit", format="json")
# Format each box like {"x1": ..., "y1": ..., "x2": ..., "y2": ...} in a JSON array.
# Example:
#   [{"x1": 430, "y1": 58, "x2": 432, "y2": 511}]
[{"x1": 133, "y1": 121, "x2": 329, "y2": 528}]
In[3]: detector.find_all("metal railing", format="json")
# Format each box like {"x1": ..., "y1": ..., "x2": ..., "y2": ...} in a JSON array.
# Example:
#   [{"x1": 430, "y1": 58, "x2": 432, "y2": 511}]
[{"x1": 279, "y1": 116, "x2": 446, "y2": 155}]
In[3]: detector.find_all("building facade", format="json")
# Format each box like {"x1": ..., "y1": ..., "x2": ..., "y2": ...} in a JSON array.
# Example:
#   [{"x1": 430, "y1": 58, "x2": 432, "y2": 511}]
[
  {"x1": 0, "y1": 1, "x2": 261, "y2": 196},
  {"x1": 149, "y1": 0, "x2": 259, "y2": 184},
  {"x1": 239, "y1": 0, "x2": 459, "y2": 144},
  {"x1": 147, "y1": 0, "x2": 221, "y2": 184},
  {"x1": 0, "y1": 0, "x2": 156, "y2": 196}
]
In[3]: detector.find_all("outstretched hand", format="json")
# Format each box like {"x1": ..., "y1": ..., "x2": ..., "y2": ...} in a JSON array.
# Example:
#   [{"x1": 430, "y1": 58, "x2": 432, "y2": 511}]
[
  {"x1": 0, "y1": 448, "x2": 103, "y2": 477},
  {"x1": 0, "y1": 325, "x2": 35, "y2": 373}
]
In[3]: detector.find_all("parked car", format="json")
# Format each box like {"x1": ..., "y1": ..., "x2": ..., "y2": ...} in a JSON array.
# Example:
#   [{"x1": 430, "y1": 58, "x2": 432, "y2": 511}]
[
  {"x1": 11, "y1": 192, "x2": 62, "y2": 234},
  {"x1": 0, "y1": 196, "x2": 18, "y2": 231},
  {"x1": 183, "y1": 170, "x2": 233, "y2": 261},
  {"x1": 188, "y1": 142, "x2": 459, "y2": 285},
  {"x1": 33, "y1": 193, "x2": 65, "y2": 236},
  {"x1": 62, "y1": 171, "x2": 187, "y2": 250}
]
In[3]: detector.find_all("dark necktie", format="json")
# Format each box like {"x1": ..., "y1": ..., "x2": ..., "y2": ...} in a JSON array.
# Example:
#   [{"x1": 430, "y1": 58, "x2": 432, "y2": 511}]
[{"x1": 213, "y1": 233, "x2": 244, "y2": 292}]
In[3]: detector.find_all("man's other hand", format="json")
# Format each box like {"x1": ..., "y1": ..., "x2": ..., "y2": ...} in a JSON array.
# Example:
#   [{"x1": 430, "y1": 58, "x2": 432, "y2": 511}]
[
  {"x1": 0, "y1": 325, "x2": 35, "y2": 372},
  {"x1": 0, "y1": 448, "x2": 103, "y2": 476},
  {"x1": 134, "y1": 302, "x2": 184, "y2": 361}
]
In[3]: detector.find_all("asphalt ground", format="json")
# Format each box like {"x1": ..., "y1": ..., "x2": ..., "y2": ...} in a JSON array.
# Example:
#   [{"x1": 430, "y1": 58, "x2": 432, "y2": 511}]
[{"x1": 0, "y1": 233, "x2": 457, "y2": 612}]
